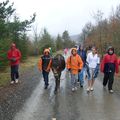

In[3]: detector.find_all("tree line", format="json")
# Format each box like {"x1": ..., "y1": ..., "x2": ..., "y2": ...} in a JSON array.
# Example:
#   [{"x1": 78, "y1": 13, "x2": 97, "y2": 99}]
[
  {"x1": 80, "y1": 5, "x2": 120, "y2": 56},
  {"x1": 0, "y1": 0, "x2": 75, "y2": 70},
  {"x1": 33, "y1": 29, "x2": 75, "y2": 55}
]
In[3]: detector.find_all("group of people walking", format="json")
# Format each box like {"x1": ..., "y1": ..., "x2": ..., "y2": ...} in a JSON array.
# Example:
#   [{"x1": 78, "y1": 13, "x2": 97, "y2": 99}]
[
  {"x1": 7, "y1": 43, "x2": 119, "y2": 94},
  {"x1": 67, "y1": 45, "x2": 119, "y2": 93}
]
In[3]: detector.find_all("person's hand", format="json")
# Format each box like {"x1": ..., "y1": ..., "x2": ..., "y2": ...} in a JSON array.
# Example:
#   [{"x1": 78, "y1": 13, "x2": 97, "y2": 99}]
[
  {"x1": 68, "y1": 68, "x2": 71, "y2": 71},
  {"x1": 78, "y1": 69, "x2": 81, "y2": 72},
  {"x1": 11, "y1": 58, "x2": 16, "y2": 62}
]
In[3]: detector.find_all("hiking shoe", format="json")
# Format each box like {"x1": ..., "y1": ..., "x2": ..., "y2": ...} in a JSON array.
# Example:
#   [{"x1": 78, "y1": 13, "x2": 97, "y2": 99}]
[
  {"x1": 80, "y1": 85, "x2": 83, "y2": 88},
  {"x1": 90, "y1": 87, "x2": 94, "y2": 91},
  {"x1": 10, "y1": 81, "x2": 14, "y2": 84},
  {"x1": 72, "y1": 88, "x2": 75, "y2": 92},
  {"x1": 87, "y1": 88, "x2": 90, "y2": 92},
  {"x1": 44, "y1": 85, "x2": 48, "y2": 89},
  {"x1": 109, "y1": 90, "x2": 114, "y2": 93},
  {"x1": 15, "y1": 79, "x2": 19, "y2": 84},
  {"x1": 75, "y1": 87, "x2": 77, "y2": 91}
]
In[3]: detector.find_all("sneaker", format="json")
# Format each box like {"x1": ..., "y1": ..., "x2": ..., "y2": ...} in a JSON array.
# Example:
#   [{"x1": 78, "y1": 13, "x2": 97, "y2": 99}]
[
  {"x1": 44, "y1": 85, "x2": 48, "y2": 89},
  {"x1": 87, "y1": 88, "x2": 90, "y2": 92},
  {"x1": 15, "y1": 79, "x2": 19, "y2": 84},
  {"x1": 80, "y1": 85, "x2": 83, "y2": 88},
  {"x1": 75, "y1": 87, "x2": 77, "y2": 91},
  {"x1": 77, "y1": 81, "x2": 80, "y2": 84},
  {"x1": 72, "y1": 88, "x2": 75, "y2": 92},
  {"x1": 10, "y1": 81, "x2": 14, "y2": 84},
  {"x1": 90, "y1": 87, "x2": 94, "y2": 91},
  {"x1": 109, "y1": 90, "x2": 114, "y2": 93}
]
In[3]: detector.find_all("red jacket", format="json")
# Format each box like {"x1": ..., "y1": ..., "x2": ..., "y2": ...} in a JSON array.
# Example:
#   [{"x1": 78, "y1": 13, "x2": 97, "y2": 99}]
[
  {"x1": 100, "y1": 54, "x2": 119, "y2": 73},
  {"x1": 118, "y1": 59, "x2": 120, "y2": 65},
  {"x1": 7, "y1": 48, "x2": 21, "y2": 66}
]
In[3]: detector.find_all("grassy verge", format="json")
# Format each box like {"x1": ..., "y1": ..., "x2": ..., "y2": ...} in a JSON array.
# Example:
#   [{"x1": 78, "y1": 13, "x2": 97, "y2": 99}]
[{"x1": 0, "y1": 56, "x2": 39, "y2": 87}]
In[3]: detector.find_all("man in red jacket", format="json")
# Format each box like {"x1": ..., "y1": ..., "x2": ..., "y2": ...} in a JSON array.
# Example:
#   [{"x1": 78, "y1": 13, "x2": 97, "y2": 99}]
[
  {"x1": 101, "y1": 46, "x2": 119, "y2": 93},
  {"x1": 7, "y1": 43, "x2": 21, "y2": 84}
]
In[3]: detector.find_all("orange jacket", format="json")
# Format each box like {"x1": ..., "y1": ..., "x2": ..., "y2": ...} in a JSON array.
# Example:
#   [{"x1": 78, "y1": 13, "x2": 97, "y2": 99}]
[
  {"x1": 38, "y1": 56, "x2": 52, "y2": 72},
  {"x1": 66, "y1": 54, "x2": 83, "y2": 74}
]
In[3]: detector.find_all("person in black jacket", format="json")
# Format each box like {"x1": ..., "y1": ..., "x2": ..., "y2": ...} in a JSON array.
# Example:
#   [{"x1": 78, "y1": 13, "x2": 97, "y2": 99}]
[{"x1": 38, "y1": 49, "x2": 52, "y2": 89}]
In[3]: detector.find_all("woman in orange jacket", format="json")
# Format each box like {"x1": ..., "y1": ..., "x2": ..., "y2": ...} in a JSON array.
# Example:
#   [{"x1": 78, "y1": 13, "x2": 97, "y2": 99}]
[
  {"x1": 38, "y1": 49, "x2": 52, "y2": 89},
  {"x1": 66, "y1": 48, "x2": 83, "y2": 91}
]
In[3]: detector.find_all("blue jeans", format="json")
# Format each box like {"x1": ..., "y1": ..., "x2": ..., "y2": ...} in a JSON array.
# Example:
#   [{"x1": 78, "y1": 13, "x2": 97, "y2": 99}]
[
  {"x1": 71, "y1": 74, "x2": 78, "y2": 88},
  {"x1": 42, "y1": 70, "x2": 49, "y2": 86},
  {"x1": 78, "y1": 67, "x2": 86, "y2": 86}
]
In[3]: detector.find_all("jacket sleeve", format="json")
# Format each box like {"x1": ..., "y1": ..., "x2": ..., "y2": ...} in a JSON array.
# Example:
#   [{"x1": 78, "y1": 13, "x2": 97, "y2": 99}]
[
  {"x1": 100, "y1": 56, "x2": 105, "y2": 73},
  {"x1": 86, "y1": 53, "x2": 90, "y2": 64},
  {"x1": 38, "y1": 58, "x2": 42, "y2": 71},
  {"x1": 46, "y1": 58, "x2": 52, "y2": 72},
  {"x1": 115, "y1": 56, "x2": 119, "y2": 73},
  {"x1": 16, "y1": 50, "x2": 21, "y2": 60},
  {"x1": 78, "y1": 56, "x2": 83, "y2": 70},
  {"x1": 66, "y1": 57, "x2": 71, "y2": 69}
]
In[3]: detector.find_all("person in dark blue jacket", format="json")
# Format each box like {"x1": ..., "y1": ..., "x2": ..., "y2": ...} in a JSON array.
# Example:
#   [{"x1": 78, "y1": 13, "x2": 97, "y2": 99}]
[{"x1": 77, "y1": 45, "x2": 87, "y2": 87}]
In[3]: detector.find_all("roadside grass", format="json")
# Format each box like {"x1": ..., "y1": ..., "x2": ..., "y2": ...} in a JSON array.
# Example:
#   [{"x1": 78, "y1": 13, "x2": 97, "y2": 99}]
[{"x1": 0, "y1": 56, "x2": 39, "y2": 87}]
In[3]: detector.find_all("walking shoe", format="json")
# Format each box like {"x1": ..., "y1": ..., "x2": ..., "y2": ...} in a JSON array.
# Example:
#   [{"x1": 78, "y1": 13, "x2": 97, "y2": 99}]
[
  {"x1": 109, "y1": 90, "x2": 114, "y2": 93},
  {"x1": 15, "y1": 79, "x2": 19, "y2": 84},
  {"x1": 72, "y1": 88, "x2": 75, "y2": 92},
  {"x1": 87, "y1": 88, "x2": 90, "y2": 92},
  {"x1": 80, "y1": 84, "x2": 83, "y2": 88},
  {"x1": 44, "y1": 85, "x2": 48, "y2": 89},
  {"x1": 10, "y1": 81, "x2": 14, "y2": 84},
  {"x1": 75, "y1": 87, "x2": 77, "y2": 91},
  {"x1": 90, "y1": 87, "x2": 94, "y2": 91}
]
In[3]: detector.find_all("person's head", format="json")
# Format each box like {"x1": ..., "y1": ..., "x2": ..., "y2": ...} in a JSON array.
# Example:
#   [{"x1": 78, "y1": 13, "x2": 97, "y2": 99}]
[
  {"x1": 80, "y1": 45, "x2": 84, "y2": 50},
  {"x1": 71, "y1": 48, "x2": 77, "y2": 56},
  {"x1": 92, "y1": 46, "x2": 97, "y2": 54},
  {"x1": 44, "y1": 49, "x2": 50, "y2": 55},
  {"x1": 11, "y1": 43, "x2": 16, "y2": 50},
  {"x1": 107, "y1": 46, "x2": 114, "y2": 55}
]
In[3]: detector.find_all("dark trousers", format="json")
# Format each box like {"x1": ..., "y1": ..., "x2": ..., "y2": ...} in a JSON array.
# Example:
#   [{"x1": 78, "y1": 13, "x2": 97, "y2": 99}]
[
  {"x1": 103, "y1": 72, "x2": 114, "y2": 90},
  {"x1": 42, "y1": 70, "x2": 49, "y2": 86},
  {"x1": 11, "y1": 65, "x2": 19, "y2": 81}
]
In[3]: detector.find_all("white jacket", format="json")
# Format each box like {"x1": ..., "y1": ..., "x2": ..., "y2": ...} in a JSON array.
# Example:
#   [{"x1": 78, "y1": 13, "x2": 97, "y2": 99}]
[{"x1": 87, "y1": 52, "x2": 100, "y2": 69}]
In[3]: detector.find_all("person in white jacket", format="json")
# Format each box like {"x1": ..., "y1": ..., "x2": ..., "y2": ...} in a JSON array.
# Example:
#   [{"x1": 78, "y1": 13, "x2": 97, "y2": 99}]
[{"x1": 86, "y1": 47, "x2": 100, "y2": 92}]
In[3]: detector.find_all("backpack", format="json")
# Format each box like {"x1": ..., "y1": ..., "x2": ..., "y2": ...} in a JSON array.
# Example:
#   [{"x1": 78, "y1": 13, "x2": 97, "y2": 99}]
[{"x1": 52, "y1": 54, "x2": 65, "y2": 71}]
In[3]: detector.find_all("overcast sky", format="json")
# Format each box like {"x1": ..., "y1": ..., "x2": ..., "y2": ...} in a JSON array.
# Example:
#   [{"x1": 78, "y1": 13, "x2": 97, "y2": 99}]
[{"x1": 5, "y1": 0, "x2": 120, "y2": 35}]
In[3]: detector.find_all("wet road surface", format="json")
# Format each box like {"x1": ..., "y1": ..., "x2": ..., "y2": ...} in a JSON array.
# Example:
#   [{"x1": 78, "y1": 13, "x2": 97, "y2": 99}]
[{"x1": 13, "y1": 55, "x2": 120, "y2": 120}]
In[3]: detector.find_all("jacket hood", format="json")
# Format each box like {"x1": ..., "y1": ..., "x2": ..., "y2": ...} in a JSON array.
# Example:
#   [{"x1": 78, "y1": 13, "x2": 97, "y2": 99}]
[{"x1": 107, "y1": 46, "x2": 114, "y2": 55}]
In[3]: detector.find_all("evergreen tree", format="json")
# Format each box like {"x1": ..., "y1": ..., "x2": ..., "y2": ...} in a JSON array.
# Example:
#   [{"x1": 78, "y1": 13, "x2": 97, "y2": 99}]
[
  {"x1": 39, "y1": 29, "x2": 55, "y2": 54},
  {"x1": 56, "y1": 34, "x2": 63, "y2": 50}
]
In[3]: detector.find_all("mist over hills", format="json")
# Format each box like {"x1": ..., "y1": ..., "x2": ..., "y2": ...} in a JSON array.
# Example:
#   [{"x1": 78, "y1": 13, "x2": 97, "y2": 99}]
[{"x1": 70, "y1": 34, "x2": 83, "y2": 45}]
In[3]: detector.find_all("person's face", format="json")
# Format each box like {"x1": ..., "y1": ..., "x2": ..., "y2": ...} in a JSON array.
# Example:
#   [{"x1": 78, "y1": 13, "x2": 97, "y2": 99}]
[
  {"x1": 45, "y1": 52, "x2": 49, "y2": 55},
  {"x1": 108, "y1": 49, "x2": 113, "y2": 54},
  {"x1": 11, "y1": 46, "x2": 16, "y2": 50},
  {"x1": 72, "y1": 50, "x2": 77, "y2": 55},
  {"x1": 92, "y1": 48, "x2": 96, "y2": 54},
  {"x1": 80, "y1": 46, "x2": 83, "y2": 50}
]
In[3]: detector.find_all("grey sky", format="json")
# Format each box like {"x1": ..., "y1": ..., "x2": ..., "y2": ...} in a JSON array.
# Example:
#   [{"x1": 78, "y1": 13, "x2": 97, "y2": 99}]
[{"x1": 6, "y1": 0, "x2": 120, "y2": 35}]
